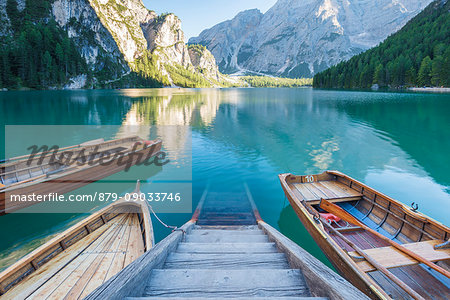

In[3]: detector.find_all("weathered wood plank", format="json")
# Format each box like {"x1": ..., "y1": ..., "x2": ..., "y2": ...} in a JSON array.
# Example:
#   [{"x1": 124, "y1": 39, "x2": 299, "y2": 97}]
[
  {"x1": 189, "y1": 229, "x2": 264, "y2": 236},
  {"x1": 3, "y1": 215, "x2": 120, "y2": 299},
  {"x1": 368, "y1": 271, "x2": 409, "y2": 300},
  {"x1": 50, "y1": 214, "x2": 131, "y2": 299},
  {"x1": 123, "y1": 214, "x2": 145, "y2": 267},
  {"x1": 101, "y1": 214, "x2": 133, "y2": 278},
  {"x1": 258, "y1": 222, "x2": 370, "y2": 300},
  {"x1": 78, "y1": 214, "x2": 136, "y2": 298},
  {"x1": 175, "y1": 242, "x2": 278, "y2": 254},
  {"x1": 303, "y1": 183, "x2": 329, "y2": 199},
  {"x1": 319, "y1": 181, "x2": 350, "y2": 198},
  {"x1": 185, "y1": 234, "x2": 268, "y2": 243},
  {"x1": 194, "y1": 225, "x2": 260, "y2": 230},
  {"x1": 84, "y1": 221, "x2": 195, "y2": 300},
  {"x1": 30, "y1": 215, "x2": 128, "y2": 298},
  {"x1": 127, "y1": 297, "x2": 329, "y2": 300},
  {"x1": 312, "y1": 182, "x2": 339, "y2": 199},
  {"x1": 164, "y1": 253, "x2": 289, "y2": 269},
  {"x1": 350, "y1": 240, "x2": 450, "y2": 272},
  {"x1": 293, "y1": 183, "x2": 317, "y2": 201},
  {"x1": 144, "y1": 269, "x2": 310, "y2": 297}
]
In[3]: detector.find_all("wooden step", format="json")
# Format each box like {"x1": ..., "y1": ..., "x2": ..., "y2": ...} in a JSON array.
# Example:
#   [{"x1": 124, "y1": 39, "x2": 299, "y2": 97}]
[
  {"x1": 196, "y1": 212, "x2": 257, "y2": 226},
  {"x1": 127, "y1": 297, "x2": 328, "y2": 300},
  {"x1": 176, "y1": 243, "x2": 279, "y2": 254},
  {"x1": 194, "y1": 225, "x2": 259, "y2": 230},
  {"x1": 189, "y1": 229, "x2": 264, "y2": 236},
  {"x1": 144, "y1": 269, "x2": 310, "y2": 297},
  {"x1": 185, "y1": 234, "x2": 268, "y2": 243},
  {"x1": 164, "y1": 253, "x2": 289, "y2": 269}
]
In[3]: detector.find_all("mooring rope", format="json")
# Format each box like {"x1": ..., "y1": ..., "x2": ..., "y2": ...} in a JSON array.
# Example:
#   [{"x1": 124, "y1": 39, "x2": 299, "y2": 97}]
[
  {"x1": 131, "y1": 181, "x2": 186, "y2": 235},
  {"x1": 147, "y1": 204, "x2": 186, "y2": 234}
]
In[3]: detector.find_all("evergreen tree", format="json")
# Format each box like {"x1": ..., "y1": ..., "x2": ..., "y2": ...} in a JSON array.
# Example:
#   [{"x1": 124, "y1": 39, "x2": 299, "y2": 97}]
[
  {"x1": 43, "y1": 51, "x2": 52, "y2": 82},
  {"x1": 6, "y1": 0, "x2": 20, "y2": 29},
  {"x1": 373, "y1": 63, "x2": 384, "y2": 85},
  {"x1": 405, "y1": 66, "x2": 417, "y2": 85},
  {"x1": 431, "y1": 55, "x2": 444, "y2": 86},
  {"x1": 418, "y1": 56, "x2": 432, "y2": 86},
  {"x1": 313, "y1": 0, "x2": 450, "y2": 88}
]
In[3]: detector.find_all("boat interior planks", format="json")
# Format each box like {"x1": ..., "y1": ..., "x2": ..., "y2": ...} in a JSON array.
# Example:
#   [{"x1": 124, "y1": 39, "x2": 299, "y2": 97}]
[
  {"x1": 279, "y1": 170, "x2": 450, "y2": 300},
  {"x1": 0, "y1": 198, "x2": 153, "y2": 299}
]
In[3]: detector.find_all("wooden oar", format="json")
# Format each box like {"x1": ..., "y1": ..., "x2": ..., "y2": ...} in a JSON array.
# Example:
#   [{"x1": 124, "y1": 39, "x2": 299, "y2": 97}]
[
  {"x1": 318, "y1": 215, "x2": 424, "y2": 300},
  {"x1": 320, "y1": 199, "x2": 450, "y2": 279}
]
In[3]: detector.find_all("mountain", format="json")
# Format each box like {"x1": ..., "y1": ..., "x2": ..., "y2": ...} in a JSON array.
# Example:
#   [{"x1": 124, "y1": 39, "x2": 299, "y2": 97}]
[
  {"x1": 0, "y1": 0, "x2": 234, "y2": 89},
  {"x1": 189, "y1": 0, "x2": 433, "y2": 78},
  {"x1": 313, "y1": 0, "x2": 450, "y2": 89}
]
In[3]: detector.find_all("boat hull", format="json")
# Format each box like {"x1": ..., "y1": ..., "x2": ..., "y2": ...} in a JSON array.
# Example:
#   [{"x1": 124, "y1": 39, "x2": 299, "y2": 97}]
[
  {"x1": 0, "y1": 141, "x2": 161, "y2": 214},
  {"x1": 0, "y1": 199, "x2": 153, "y2": 298},
  {"x1": 279, "y1": 171, "x2": 450, "y2": 300},
  {"x1": 279, "y1": 173, "x2": 381, "y2": 299}
]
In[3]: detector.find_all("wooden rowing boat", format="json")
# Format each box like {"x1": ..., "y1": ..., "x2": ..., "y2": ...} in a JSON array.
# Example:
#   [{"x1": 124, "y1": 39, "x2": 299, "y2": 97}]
[
  {"x1": 279, "y1": 171, "x2": 450, "y2": 300},
  {"x1": 0, "y1": 184, "x2": 153, "y2": 299},
  {"x1": 0, "y1": 136, "x2": 162, "y2": 214},
  {"x1": 84, "y1": 184, "x2": 369, "y2": 300}
]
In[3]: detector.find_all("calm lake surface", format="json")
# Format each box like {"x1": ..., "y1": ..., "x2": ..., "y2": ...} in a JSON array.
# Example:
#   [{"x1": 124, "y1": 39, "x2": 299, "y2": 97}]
[{"x1": 0, "y1": 88, "x2": 449, "y2": 269}]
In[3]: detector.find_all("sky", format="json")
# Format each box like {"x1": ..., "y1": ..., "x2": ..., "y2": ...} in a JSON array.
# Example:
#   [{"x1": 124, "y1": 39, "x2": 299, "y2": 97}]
[{"x1": 142, "y1": 0, "x2": 277, "y2": 41}]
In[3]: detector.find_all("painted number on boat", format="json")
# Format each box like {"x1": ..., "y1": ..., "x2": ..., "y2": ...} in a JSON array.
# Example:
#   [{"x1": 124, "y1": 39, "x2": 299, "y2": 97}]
[{"x1": 304, "y1": 175, "x2": 315, "y2": 183}]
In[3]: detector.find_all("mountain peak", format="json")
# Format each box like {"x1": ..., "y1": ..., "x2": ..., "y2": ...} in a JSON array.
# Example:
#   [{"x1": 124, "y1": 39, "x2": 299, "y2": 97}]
[{"x1": 191, "y1": 0, "x2": 433, "y2": 77}]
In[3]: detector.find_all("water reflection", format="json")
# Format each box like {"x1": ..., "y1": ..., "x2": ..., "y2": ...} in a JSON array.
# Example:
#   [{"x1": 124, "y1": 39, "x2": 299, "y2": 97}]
[{"x1": 112, "y1": 88, "x2": 449, "y2": 226}]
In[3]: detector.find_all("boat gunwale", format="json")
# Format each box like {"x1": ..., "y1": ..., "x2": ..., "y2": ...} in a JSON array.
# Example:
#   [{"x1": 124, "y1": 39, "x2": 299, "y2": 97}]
[
  {"x1": 285, "y1": 170, "x2": 448, "y2": 234},
  {"x1": 0, "y1": 199, "x2": 153, "y2": 296},
  {"x1": 0, "y1": 139, "x2": 162, "y2": 193},
  {"x1": 0, "y1": 135, "x2": 141, "y2": 167}
]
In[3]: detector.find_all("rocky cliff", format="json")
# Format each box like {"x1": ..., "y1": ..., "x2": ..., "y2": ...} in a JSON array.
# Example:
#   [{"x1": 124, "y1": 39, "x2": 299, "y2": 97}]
[
  {"x1": 188, "y1": 44, "x2": 220, "y2": 81},
  {"x1": 143, "y1": 13, "x2": 190, "y2": 67},
  {"x1": 0, "y1": 0, "x2": 11, "y2": 37},
  {"x1": 190, "y1": 0, "x2": 433, "y2": 77},
  {"x1": 51, "y1": 0, "x2": 129, "y2": 75},
  {"x1": 0, "y1": 0, "x2": 229, "y2": 88}
]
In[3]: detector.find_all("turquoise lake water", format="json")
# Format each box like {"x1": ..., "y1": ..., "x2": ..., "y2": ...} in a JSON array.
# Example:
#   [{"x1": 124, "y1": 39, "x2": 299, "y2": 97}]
[{"x1": 0, "y1": 88, "x2": 449, "y2": 269}]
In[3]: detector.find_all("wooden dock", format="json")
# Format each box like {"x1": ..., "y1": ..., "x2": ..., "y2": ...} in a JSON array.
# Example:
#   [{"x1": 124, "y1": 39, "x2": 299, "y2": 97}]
[{"x1": 86, "y1": 184, "x2": 369, "y2": 300}]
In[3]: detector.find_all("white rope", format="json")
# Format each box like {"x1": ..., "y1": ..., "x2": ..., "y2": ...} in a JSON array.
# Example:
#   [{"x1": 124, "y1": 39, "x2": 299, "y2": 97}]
[{"x1": 147, "y1": 204, "x2": 185, "y2": 234}]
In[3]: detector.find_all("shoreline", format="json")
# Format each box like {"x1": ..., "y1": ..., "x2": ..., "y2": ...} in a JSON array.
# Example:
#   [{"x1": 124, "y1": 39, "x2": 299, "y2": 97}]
[{"x1": 408, "y1": 87, "x2": 450, "y2": 93}]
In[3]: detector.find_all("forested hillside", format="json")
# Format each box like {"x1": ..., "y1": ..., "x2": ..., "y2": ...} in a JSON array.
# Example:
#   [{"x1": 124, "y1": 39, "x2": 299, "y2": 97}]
[
  {"x1": 313, "y1": 0, "x2": 449, "y2": 89},
  {"x1": 0, "y1": 0, "x2": 88, "y2": 89},
  {"x1": 0, "y1": 0, "x2": 238, "y2": 89}
]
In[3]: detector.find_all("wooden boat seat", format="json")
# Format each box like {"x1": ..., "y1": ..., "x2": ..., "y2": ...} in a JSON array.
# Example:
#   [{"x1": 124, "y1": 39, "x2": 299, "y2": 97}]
[
  {"x1": 291, "y1": 180, "x2": 362, "y2": 205},
  {"x1": 349, "y1": 240, "x2": 450, "y2": 272}
]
